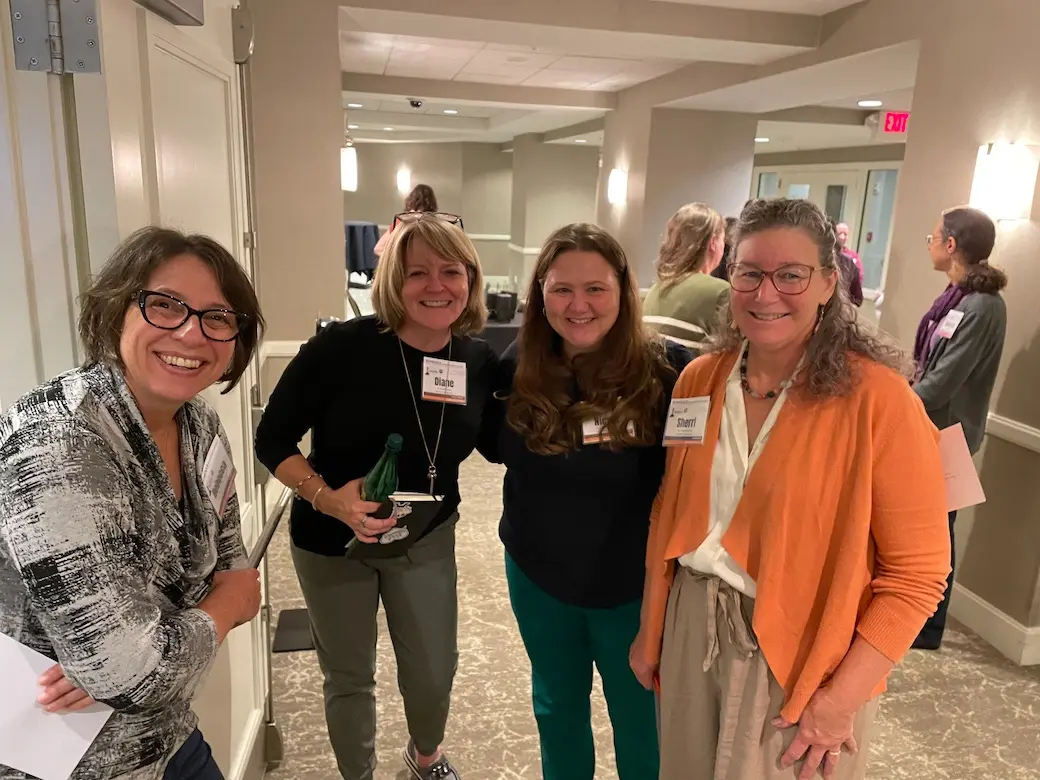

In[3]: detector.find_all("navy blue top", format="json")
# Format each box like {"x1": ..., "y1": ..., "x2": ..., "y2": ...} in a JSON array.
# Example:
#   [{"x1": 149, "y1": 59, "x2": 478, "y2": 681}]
[{"x1": 490, "y1": 340, "x2": 693, "y2": 608}]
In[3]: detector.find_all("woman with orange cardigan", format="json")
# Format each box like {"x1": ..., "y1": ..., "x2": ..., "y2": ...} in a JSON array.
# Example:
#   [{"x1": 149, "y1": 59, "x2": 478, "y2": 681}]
[{"x1": 632, "y1": 198, "x2": 951, "y2": 780}]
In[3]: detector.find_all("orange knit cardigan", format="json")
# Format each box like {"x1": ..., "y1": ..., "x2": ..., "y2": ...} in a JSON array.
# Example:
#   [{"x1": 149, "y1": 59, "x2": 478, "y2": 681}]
[{"x1": 642, "y1": 350, "x2": 951, "y2": 721}]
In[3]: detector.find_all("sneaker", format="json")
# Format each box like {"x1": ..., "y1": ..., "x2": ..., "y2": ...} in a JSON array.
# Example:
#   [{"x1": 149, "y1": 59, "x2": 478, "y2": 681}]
[{"x1": 403, "y1": 739, "x2": 461, "y2": 780}]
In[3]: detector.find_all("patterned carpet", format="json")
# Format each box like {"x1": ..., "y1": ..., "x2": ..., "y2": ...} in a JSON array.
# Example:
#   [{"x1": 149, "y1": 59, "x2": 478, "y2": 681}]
[{"x1": 264, "y1": 457, "x2": 1040, "y2": 780}]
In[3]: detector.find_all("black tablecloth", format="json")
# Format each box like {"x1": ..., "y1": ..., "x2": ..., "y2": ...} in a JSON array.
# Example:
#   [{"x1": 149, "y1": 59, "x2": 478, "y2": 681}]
[
  {"x1": 479, "y1": 314, "x2": 522, "y2": 356},
  {"x1": 345, "y1": 221, "x2": 379, "y2": 277}
]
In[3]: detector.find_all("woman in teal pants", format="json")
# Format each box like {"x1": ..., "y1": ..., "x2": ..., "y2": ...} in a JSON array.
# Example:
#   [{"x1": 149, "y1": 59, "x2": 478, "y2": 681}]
[{"x1": 487, "y1": 223, "x2": 691, "y2": 778}]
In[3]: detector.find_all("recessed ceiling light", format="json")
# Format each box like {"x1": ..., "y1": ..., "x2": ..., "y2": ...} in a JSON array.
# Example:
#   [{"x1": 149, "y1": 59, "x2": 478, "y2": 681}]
[
  {"x1": 443, "y1": 109, "x2": 458, "y2": 115},
  {"x1": 858, "y1": 99, "x2": 883, "y2": 108},
  {"x1": 347, "y1": 103, "x2": 363, "y2": 109},
  {"x1": 755, "y1": 137, "x2": 770, "y2": 143},
  {"x1": 574, "y1": 139, "x2": 588, "y2": 143},
  {"x1": 347, "y1": 124, "x2": 359, "y2": 129},
  {"x1": 383, "y1": 127, "x2": 394, "y2": 131}
]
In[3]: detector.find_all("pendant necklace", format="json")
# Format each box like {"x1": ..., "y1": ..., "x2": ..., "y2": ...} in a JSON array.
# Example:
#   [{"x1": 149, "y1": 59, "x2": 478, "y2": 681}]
[{"x1": 399, "y1": 336, "x2": 448, "y2": 495}]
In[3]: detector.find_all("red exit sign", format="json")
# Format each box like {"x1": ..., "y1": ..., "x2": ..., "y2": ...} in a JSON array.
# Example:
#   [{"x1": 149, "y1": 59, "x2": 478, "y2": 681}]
[{"x1": 883, "y1": 111, "x2": 910, "y2": 134}]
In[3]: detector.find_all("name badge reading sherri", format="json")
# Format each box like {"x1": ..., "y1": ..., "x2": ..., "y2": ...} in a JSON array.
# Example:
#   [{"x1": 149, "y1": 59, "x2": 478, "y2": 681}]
[
  {"x1": 421, "y1": 357, "x2": 468, "y2": 405},
  {"x1": 582, "y1": 417, "x2": 635, "y2": 445},
  {"x1": 663, "y1": 396, "x2": 710, "y2": 445}
]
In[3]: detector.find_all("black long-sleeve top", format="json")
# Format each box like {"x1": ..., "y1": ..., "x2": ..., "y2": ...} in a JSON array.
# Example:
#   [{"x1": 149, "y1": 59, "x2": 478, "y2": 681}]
[
  {"x1": 255, "y1": 316, "x2": 499, "y2": 556},
  {"x1": 490, "y1": 340, "x2": 693, "y2": 608}
]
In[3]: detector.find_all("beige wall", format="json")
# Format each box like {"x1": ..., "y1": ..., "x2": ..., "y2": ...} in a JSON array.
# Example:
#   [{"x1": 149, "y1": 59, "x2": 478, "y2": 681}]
[
  {"x1": 511, "y1": 137, "x2": 601, "y2": 291},
  {"x1": 250, "y1": 0, "x2": 344, "y2": 339},
  {"x1": 599, "y1": 104, "x2": 756, "y2": 284},
  {"x1": 640, "y1": 109, "x2": 757, "y2": 283},
  {"x1": 880, "y1": 0, "x2": 1040, "y2": 633},
  {"x1": 341, "y1": 142, "x2": 513, "y2": 277},
  {"x1": 342, "y1": 143, "x2": 464, "y2": 224}
]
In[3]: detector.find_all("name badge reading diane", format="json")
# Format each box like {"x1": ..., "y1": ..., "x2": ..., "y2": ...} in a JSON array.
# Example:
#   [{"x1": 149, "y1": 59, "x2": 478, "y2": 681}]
[
  {"x1": 663, "y1": 397, "x2": 710, "y2": 445},
  {"x1": 421, "y1": 357, "x2": 468, "y2": 405},
  {"x1": 582, "y1": 417, "x2": 636, "y2": 445}
]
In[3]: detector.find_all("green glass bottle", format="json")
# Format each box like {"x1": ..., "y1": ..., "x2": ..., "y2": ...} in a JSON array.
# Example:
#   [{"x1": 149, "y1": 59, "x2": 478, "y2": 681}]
[{"x1": 361, "y1": 433, "x2": 402, "y2": 504}]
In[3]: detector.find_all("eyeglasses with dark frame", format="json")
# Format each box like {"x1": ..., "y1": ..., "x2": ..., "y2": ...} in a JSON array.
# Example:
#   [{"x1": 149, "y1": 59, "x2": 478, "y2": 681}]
[
  {"x1": 728, "y1": 263, "x2": 822, "y2": 295},
  {"x1": 137, "y1": 290, "x2": 247, "y2": 342},
  {"x1": 392, "y1": 211, "x2": 465, "y2": 231}
]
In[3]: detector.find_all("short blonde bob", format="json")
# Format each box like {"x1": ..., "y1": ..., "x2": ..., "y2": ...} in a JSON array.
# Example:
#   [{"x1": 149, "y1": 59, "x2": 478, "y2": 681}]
[{"x1": 371, "y1": 215, "x2": 487, "y2": 335}]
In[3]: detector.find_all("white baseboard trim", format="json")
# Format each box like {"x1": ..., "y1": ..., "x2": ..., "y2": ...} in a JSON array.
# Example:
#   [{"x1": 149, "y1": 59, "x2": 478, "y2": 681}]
[
  {"x1": 949, "y1": 582, "x2": 1040, "y2": 665},
  {"x1": 259, "y1": 340, "x2": 304, "y2": 365},
  {"x1": 986, "y1": 412, "x2": 1040, "y2": 455},
  {"x1": 468, "y1": 233, "x2": 511, "y2": 242},
  {"x1": 228, "y1": 709, "x2": 267, "y2": 780},
  {"x1": 507, "y1": 242, "x2": 540, "y2": 256}
]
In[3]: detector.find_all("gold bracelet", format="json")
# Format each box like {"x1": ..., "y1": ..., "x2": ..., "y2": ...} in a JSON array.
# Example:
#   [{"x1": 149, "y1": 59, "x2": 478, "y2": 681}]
[
  {"x1": 311, "y1": 485, "x2": 326, "y2": 513},
  {"x1": 295, "y1": 473, "x2": 320, "y2": 492}
]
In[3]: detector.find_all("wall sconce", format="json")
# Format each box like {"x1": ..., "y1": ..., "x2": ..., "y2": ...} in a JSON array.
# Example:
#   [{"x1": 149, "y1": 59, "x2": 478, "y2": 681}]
[
  {"x1": 340, "y1": 145, "x2": 358, "y2": 192},
  {"x1": 397, "y1": 167, "x2": 412, "y2": 195},
  {"x1": 607, "y1": 167, "x2": 627, "y2": 206},
  {"x1": 968, "y1": 142, "x2": 1039, "y2": 221}
]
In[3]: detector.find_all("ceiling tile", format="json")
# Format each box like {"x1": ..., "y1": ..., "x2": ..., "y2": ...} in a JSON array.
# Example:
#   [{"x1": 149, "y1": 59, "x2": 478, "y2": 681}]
[
  {"x1": 459, "y1": 50, "x2": 560, "y2": 78},
  {"x1": 452, "y1": 71, "x2": 528, "y2": 86},
  {"x1": 395, "y1": 35, "x2": 486, "y2": 50},
  {"x1": 522, "y1": 71, "x2": 600, "y2": 89},
  {"x1": 548, "y1": 56, "x2": 629, "y2": 76},
  {"x1": 384, "y1": 63, "x2": 464, "y2": 79}
]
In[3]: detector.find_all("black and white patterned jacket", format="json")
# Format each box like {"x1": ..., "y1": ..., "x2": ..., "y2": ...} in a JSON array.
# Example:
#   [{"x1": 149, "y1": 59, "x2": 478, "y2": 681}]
[{"x1": 0, "y1": 362, "x2": 247, "y2": 779}]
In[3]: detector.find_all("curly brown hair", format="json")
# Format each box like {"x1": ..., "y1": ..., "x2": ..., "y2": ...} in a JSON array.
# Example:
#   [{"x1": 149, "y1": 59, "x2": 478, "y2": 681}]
[
  {"x1": 507, "y1": 223, "x2": 674, "y2": 455},
  {"x1": 404, "y1": 184, "x2": 438, "y2": 213},
  {"x1": 712, "y1": 199, "x2": 910, "y2": 397}
]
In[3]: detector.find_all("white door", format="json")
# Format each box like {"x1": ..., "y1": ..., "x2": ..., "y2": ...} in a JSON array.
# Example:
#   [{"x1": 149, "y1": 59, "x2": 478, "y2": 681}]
[{"x1": 133, "y1": 10, "x2": 266, "y2": 779}]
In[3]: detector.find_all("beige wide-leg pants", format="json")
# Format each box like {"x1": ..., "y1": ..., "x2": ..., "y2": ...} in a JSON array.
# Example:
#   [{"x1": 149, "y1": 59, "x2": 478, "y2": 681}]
[{"x1": 658, "y1": 567, "x2": 879, "y2": 780}]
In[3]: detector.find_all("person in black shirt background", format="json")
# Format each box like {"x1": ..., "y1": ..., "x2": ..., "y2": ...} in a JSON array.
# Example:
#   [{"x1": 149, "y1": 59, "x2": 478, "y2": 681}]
[
  {"x1": 255, "y1": 214, "x2": 498, "y2": 780},
  {"x1": 488, "y1": 223, "x2": 692, "y2": 780}
]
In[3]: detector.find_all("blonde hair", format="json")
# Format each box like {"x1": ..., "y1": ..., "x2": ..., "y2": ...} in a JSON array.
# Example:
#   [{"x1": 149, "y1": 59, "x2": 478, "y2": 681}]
[
  {"x1": 372, "y1": 216, "x2": 487, "y2": 335},
  {"x1": 656, "y1": 203, "x2": 725, "y2": 289}
]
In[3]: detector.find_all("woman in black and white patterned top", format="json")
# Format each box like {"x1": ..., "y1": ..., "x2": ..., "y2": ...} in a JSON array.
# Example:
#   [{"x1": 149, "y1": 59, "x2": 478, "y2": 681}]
[{"x1": 0, "y1": 228, "x2": 264, "y2": 780}]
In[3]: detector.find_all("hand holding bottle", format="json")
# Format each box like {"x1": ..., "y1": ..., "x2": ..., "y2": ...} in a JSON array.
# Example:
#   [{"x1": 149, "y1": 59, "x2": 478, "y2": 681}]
[{"x1": 320, "y1": 477, "x2": 394, "y2": 543}]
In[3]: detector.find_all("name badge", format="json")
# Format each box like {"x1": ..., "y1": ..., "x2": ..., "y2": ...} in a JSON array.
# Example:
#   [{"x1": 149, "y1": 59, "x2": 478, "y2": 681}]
[
  {"x1": 936, "y1": 310, "x2": 965, "y2": 339},
  {"x1": 202, "y1": 436, "x2": 237, "y2": 516},
  {"x1": 421, "y1": 357, "x2": 467, "y2": 405},
  {"x1": 663, "y1": 397, "x2": 710, "y2": 445},
  {"x1": 582, "y1": 417, "x2": 635, "y2": 445}
]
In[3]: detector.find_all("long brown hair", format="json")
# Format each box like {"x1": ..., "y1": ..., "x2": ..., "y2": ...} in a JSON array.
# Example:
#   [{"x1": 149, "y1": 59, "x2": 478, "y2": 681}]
[
  {"x1": 507, "y1": 223, "x2": 672, "y2": 455},
  {"x1": 656, "y1": 202, "x2": 725, "y2": 289},
  {"x1": 942, "y1": 206, "x2": 1008, "y2": 294}
]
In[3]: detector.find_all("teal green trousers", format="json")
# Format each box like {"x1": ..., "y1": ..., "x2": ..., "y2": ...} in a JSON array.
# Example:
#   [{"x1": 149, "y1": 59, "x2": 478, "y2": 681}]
[{"x1": 505, "y1": 553, "x2": 660, "y2": 780}]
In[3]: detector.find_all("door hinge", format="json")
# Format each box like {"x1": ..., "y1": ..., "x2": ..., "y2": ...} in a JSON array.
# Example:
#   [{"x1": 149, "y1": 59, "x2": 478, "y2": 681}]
[
  {"x1": 9, "y1": 0, "x2": 101, "y2": 74},
  {"x1": 243, "y1": 230, "x2": 257, "y2": 251}
]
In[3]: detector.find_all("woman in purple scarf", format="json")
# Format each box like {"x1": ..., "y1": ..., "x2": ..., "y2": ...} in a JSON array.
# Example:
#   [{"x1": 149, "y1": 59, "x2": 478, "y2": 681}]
[{"x1": 912, "y1": 206, "x2": 1008, "y2": 649}]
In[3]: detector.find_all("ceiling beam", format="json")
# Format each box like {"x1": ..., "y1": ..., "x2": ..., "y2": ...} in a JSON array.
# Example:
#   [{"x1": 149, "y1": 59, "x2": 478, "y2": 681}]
[
  {"x1": 541, "y1": 117, "x2": 606, "y2": 143},
  {"x1": 339, "y1": 0, "x2": 821, "y2": 50},
  {"x1": 342, "y1": 73, "x2": 617, "y2": 111},
  {"x1": 620, "y1": 0, "x2": 927, "y2": 111},
  {"x1": 758, "y1": 107, "x2": 872, "y2": 126},
  {"x1": 345, "y1": 109, "x2": 489, "y2": 133}
]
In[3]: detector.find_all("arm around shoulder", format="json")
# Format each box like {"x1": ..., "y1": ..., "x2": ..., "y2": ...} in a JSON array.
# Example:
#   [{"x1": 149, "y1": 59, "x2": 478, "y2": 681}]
[{"x1": 0, "y1": 425, "x2": 220, "y2": 713}]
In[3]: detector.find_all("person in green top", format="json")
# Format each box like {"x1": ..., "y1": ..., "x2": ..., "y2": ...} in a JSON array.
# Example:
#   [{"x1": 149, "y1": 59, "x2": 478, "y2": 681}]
[{"x1": 642, "y1": 202, "x2": 730, "y2": 352}]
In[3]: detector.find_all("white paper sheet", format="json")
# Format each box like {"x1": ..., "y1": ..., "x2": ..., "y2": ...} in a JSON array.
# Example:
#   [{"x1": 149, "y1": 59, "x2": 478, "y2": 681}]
[{"x1": 0, "y1": 632, "x2": 113, "y2": 780}]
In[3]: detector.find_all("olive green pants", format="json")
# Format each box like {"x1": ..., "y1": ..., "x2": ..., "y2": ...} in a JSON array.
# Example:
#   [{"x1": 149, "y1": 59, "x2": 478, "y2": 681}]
[{"x1": 291, "y1": 520, "x2": 458, "y2": 780}]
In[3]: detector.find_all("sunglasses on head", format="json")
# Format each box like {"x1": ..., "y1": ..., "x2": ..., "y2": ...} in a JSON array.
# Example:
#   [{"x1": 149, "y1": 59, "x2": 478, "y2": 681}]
[{"x1": 392, "y1": 211, "x2": 464, "y2": 231}]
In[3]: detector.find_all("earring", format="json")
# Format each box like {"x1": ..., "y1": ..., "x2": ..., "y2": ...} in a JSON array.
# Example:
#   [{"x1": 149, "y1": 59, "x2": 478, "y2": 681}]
[{"x1": 812, "y1": 304, "x2": 825, "y2": 336}]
